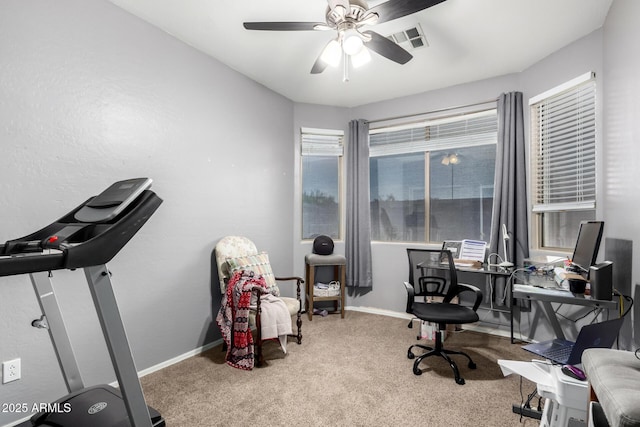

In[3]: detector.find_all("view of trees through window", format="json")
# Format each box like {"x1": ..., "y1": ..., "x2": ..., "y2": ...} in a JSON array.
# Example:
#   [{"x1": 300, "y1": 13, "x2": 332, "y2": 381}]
[
  {"x1": 370, "y1": 145, "x2": 496, "y2": 242},
  {"x1": 302, "y1": 156, "x2": 340, "y2": 239}
]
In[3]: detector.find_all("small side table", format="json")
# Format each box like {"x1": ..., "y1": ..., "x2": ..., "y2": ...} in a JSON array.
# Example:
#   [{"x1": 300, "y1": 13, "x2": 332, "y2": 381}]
[{"x1": 304, "y1": 253, "x2": 346, "y2": 321}]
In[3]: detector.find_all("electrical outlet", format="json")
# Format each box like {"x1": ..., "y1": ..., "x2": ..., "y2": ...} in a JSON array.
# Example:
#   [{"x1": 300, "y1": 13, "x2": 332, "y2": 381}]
[{"x1": 2, "y1": 358, "x2": 21, "y2": 384}]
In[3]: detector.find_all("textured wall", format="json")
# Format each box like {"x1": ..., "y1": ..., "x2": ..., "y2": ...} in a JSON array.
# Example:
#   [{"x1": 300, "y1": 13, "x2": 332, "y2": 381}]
[
  {"x1": 0, "y1": 0, "x2": 293, "y2": 424},
  {"x1": 602, "y1": 0, "x2": 640, "y2": 347}
]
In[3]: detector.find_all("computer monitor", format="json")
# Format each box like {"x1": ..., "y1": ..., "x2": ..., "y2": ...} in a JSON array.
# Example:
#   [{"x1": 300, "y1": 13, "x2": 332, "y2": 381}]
[{"x1": 570, "y1": 221, "x2": 604, "y2": 276}]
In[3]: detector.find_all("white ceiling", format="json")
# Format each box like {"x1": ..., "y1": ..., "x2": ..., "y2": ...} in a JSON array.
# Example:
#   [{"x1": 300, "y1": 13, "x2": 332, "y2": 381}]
[{"x1": 109, "y1": 0, "x2": 613, "y2": 108}]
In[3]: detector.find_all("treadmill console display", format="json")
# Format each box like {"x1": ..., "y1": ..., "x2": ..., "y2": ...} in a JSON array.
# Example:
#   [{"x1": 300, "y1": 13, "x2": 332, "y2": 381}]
[
  {"x1": 74, "y1": 178, "x2": 152, "y2": 223},
  {"x1": 0, "y1": 177, "x2": 162, "y2": 275}
]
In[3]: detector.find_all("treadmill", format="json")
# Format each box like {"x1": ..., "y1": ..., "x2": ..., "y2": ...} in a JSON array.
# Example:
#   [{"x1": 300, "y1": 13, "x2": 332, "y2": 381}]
[{"x1": 0, "y1": 178, "x2": 165, "y2": 427}]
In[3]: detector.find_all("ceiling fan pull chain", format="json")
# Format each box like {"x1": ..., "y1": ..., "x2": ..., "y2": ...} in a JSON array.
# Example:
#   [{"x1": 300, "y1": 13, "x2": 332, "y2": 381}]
[{"x1": 342, "y1": 51, "x2": 350, "y2": 83}]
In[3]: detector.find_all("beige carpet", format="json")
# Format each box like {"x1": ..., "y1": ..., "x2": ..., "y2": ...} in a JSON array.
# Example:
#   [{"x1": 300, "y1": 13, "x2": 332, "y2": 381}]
[{"x1": 141, "y1": 311, "x2": 540, "y2": 427}]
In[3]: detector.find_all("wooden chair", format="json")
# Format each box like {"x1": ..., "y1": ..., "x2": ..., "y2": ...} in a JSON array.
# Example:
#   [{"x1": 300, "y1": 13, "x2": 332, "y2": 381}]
[{"x1": 215, "y1": 236, "x2": 303, "y2": 367}]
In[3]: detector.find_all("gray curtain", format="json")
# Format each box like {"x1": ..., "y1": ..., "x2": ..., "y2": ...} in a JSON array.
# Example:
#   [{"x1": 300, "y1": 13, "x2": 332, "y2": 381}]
[
  {"x1": 346, "y1": 119, "x2": 373, "y2": 288},
  {"x1": 490, "y1": 92, "x2": 529, "y2": 299}
]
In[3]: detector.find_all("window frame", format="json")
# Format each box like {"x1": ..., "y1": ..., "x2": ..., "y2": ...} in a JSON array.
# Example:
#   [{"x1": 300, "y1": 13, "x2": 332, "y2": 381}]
[{"x1": 529, "y1": 72, "x2": 597, "y2": 250}]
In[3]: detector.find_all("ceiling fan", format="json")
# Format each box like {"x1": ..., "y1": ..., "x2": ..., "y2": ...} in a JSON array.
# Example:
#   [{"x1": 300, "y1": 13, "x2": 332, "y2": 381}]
[{"x1": 243, "y1": 0, "x2": 447, "y2": 79}]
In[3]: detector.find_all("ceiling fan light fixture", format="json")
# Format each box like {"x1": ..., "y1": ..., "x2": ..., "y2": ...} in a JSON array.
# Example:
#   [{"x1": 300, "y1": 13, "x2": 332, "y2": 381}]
[
  {"x1": 351, "y1": 46, "x2": 371, "y2": 68},
  {"x1": 320, "y1": 39, "x2": 342, "y2": 67},
  {"x1": 342, "y1": 29, "x2": 364, "y2": 55}
]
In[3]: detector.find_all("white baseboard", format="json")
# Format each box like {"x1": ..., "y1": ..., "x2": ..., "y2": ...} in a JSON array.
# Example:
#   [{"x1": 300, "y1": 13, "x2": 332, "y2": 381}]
[
  {"x1": 137, "y1": 339, "x2": 222, "y2": 378},
  {"x1": 345, "y1": 305, "x2": 413, "y2": 320}
]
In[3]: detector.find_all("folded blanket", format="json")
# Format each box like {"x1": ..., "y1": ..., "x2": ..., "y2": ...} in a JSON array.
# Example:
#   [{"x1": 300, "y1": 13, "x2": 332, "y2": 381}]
[
  {"x1": 216, "y1": 270, "x2": 267, "y2": 370},
  {"x1": 259, "y1": 294, "x2": 292, "y2": 353}
]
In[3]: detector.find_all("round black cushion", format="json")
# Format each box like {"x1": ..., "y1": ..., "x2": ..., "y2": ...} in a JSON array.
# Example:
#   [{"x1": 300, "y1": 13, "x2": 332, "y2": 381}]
[{"x1": 312, "y1": 235, "x2": 334, "y2": 255}]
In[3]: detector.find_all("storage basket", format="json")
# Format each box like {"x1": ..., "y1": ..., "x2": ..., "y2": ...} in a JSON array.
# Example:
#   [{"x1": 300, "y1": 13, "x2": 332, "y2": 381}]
[{"x1": 313, "y1": 281, "x2": 341, "y2": 297}]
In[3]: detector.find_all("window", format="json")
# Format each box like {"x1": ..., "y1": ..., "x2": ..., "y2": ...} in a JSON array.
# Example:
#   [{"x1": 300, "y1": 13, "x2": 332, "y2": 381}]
[
  {"x1": 369, "y1": 109, "x2": 498, "y2": 242},
  {"x1": 530, "y1": 73, "x2": 597, "y2": 249},
  {"x1": 301, "y1": 128, "x2": 343, "y2": 239}
]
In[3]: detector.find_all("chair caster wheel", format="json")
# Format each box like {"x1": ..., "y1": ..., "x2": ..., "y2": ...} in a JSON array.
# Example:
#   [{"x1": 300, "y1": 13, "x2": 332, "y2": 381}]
[
  {"x1": 413, "y1": 366, "x2": 422, "y2": 376},
  {"x1": 407, "y1": 351, "x2": 415, "y2": 359},
  {"x1": 469, "y1": 362, "x2": 477, "y2": 369},
  {"x1": 455, "y1": 377, "x2": 466, "y2": 385}
]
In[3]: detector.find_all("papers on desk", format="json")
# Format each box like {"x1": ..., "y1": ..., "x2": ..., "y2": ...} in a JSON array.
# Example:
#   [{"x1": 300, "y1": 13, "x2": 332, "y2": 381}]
[
  {"x1": 454, "y1": 260, "x2": 480, "y2": 269},
  {"x1": 459, "y1": 240, "x2": 487, "y2": 262},
  {"x1": 442, "y1": 240, "x2": 486, "y2": 269}
]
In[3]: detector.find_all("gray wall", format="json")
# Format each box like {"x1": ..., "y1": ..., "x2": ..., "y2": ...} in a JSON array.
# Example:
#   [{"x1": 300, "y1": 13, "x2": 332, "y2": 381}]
[
  {"x1": 0, "y1": 0, "x2": 294, "y2": 425},
  {"x1": 602, "y1": 0, "x2": 640, "y2": 347}
]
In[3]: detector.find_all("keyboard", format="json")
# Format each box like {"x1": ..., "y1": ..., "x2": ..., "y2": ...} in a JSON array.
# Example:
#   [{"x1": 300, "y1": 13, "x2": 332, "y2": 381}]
[{"x1": 542, "y1": 345, "x2": 573, "y2": 361}]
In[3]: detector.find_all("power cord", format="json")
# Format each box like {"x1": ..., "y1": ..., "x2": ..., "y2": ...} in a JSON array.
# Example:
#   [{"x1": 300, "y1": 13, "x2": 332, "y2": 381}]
[
  {"x1": 517, "y1": 376, "x2": 540, "y2": 422},
  {"x1": 612, "y1": 289, "x2": 633, "y2": 318}
]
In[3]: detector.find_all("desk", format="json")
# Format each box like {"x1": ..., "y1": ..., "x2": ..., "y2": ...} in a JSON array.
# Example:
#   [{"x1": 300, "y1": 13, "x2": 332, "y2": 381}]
[{"x1": 511, "y1": 281, "x2": 618, "y2": 343}]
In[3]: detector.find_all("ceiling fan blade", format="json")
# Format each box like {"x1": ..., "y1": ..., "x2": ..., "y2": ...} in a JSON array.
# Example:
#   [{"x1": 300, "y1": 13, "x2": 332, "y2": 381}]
[
  {"x1": 369, "y1": 0, "x2": 447, "y2": 25},
  {"x1": 243, "y1": 22, "x2": 324, "y2": 31},
  {"x1": 310, "y1": 54, "x2": 330, "y2": 74},
  {"x1": 363, "y1": 30, "x2": 413, "y2": 64}
]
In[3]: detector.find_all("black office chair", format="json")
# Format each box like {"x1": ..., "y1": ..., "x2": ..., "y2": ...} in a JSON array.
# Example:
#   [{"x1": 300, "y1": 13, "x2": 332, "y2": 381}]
[{"x1": 403, "y1": 248, "x2": 483, "y2": 385}]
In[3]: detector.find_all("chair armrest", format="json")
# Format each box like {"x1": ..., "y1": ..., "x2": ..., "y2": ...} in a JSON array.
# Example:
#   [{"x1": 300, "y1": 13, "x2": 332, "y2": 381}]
[
  {"x1": 449, "y1": 283, "x2": 483, "y2": 311},
  {"x1": 274, "y1": 276, "x2": 304, "y2": 301},
  {"x1": 275, "y1": 276, "x2": 304, "y2": 283},
  {"x1": 249, "y1": 284, "x2": 269, "y2": 316},
  {"x1": 403, "y1": 281, "x2": 415, "y2": 314}
]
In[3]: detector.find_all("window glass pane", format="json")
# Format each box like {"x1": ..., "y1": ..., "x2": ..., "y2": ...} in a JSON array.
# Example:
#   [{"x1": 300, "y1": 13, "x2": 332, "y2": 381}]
[
  {"x1": 540, "y1": 210, "x2": 595, "y2": 249},
  {"x1": 429, "y1": 145, "x2": 495, "y2": 242},
  {"x1": 370, "y1": 153, "x2": 425, "y2": 242},
  {"x1": 302, "y1": 156, "x2": 340, "y2": 239}
]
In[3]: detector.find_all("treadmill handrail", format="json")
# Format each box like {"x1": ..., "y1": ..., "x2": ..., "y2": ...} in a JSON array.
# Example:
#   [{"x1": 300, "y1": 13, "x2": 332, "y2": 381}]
[{"x1": 0, "y1": 190, "x2": 162, "y2": 277}]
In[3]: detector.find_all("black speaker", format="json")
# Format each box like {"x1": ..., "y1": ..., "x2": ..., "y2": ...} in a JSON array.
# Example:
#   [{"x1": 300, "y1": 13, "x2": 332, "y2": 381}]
[
  {"x1": 312, "y1": 235, "x2": 334, "y2": 255},
  {"x1": 590, "y1": 261, "x2": 613, "y2": 301}
]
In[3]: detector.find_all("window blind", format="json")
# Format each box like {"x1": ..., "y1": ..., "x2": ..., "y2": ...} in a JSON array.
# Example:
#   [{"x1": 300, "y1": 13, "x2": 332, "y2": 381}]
[
  {"x1": 369, "y1": 109, "x2": 497, "y2": 157},
  {"x1": 530, "y1": 73, "x2": 596, "y2": 212},
  {"x1": 301, "y1": 127, "x2": 344, "y2": 156}
]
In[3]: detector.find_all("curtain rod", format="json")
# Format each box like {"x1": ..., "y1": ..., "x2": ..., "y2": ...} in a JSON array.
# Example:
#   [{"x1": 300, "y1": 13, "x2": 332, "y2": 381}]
[{"x1": 366, "y1": 97, "x2": 499, "y2": 125}]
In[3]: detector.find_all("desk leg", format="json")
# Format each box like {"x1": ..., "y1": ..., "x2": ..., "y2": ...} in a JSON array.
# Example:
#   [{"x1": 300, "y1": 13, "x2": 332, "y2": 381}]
[
  {"x1": 510, "y1": 278, "x2": 514, "y2": 343},
  {"x1": 541, "y1": 301, "x2": 565, "y2": 341},
  {"x1": 510, "y1": 299, "x2": 515, "y2": 344}
]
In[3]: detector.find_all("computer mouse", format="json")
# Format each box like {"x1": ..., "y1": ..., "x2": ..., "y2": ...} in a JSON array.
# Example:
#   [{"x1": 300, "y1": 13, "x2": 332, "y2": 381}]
[{"x1": 562, "y1": 365, "x2": 586, "y2": 381}]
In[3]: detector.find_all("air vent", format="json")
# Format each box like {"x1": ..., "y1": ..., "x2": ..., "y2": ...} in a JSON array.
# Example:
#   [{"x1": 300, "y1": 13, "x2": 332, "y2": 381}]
[{"x1": 388, "y1": 24, "x2": 428, "y2": 51}]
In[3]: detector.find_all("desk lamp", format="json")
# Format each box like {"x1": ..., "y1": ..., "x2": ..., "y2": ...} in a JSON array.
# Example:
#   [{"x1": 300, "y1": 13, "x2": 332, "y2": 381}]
[{"x1": 500, "y1": 224, "x2": 514, "y2": 268}]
